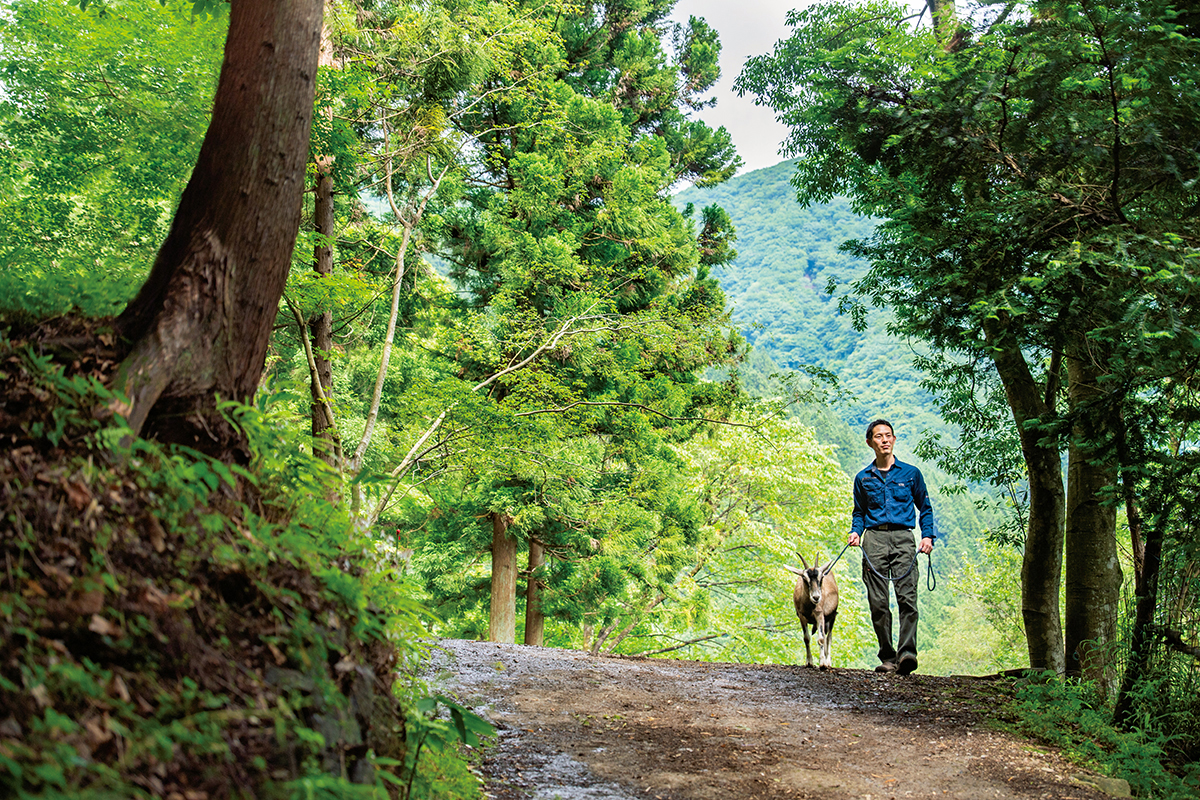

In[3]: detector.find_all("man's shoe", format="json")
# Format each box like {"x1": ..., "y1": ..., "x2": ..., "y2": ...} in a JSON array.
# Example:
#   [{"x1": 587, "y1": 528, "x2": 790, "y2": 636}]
[
  {"x1": 875, "y1": 662, "x2": 897, "y2": 673},
  {"x1": 897, "y1": 655, "x2": 918, "y2": 675}
]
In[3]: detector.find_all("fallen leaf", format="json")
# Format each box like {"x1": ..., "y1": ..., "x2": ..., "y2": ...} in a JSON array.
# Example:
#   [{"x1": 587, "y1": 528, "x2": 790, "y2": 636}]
[
  {"x1": 63, "y1": 479, "x2": 91, "y2": 510},
  {"x1": 30, "y1": 685, "x2": 50, "y2": 708},
  {"x1": 84, "y1": 715, "x2": 113, "y2": 745},
  {"x1": 142, "y1": 584, "x2": 170, "y2": 613},
  {"x1": 144, "y1": 515, "x2": 167, "y2": 553},
  {"x1": 89, "y1": 615, "x2": 121, "y2": 637},
  {"x1": 73, "y1": 589, "x2": 105, "y2": 616}
]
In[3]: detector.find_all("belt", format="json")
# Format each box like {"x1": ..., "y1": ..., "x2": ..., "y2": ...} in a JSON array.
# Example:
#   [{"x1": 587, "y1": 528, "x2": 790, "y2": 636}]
[{"x1": 869, "y1": 523, "x2": 912, "y2": 531}]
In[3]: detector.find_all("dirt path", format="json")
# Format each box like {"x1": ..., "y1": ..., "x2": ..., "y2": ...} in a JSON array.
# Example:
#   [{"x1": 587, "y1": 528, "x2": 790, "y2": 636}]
[{"x1": 425, "y1": 639, "x2": 1120, "y2": 800}]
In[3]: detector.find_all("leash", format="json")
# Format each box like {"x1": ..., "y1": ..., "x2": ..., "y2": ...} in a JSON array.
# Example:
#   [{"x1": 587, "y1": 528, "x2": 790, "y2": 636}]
[
  {"x1": 819, "y1": 539, "x2": 854, "y2": 578},
  {"x1": 857, "y1": 534, "x2": 937, "y2": 591},
  {"x1": 794, "y1": 537, "x2": 936, "y2": 591}
]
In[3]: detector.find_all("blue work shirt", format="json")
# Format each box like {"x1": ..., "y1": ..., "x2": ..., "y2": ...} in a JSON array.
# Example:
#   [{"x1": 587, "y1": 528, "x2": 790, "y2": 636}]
[{"x1": 851, "y1": 457, "x2": 937, "y2": 540}]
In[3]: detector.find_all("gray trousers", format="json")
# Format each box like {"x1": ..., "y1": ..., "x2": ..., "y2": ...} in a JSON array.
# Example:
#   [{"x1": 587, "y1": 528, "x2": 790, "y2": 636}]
[{"x1": 862, "y1": 528, "x2": 919, "y2": 664}]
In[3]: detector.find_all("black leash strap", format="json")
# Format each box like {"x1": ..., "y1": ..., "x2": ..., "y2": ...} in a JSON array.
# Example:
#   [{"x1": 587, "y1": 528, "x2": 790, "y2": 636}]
[
  {"x1": 858, "y1": 536, "x2": 937, "y2": 592},
  {"x1": 820, "y1": 540, "x2": 854, "y2": 577}
]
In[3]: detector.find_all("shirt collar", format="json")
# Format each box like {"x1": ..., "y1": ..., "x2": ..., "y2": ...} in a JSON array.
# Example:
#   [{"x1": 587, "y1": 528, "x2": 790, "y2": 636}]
[{"x1": 866, "y1": 457, "x2": 905, "y2": 478}]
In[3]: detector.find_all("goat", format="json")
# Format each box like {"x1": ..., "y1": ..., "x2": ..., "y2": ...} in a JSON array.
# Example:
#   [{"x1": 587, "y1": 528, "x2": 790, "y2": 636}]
[{"x1": 789, "y1": 554, "x2": 839, "y2": 670}]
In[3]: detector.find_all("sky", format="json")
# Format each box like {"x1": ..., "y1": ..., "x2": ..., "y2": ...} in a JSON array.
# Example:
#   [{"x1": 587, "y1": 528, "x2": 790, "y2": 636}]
[{"x1": 668, "y1": 1, "x2": 810, "y2": 176}]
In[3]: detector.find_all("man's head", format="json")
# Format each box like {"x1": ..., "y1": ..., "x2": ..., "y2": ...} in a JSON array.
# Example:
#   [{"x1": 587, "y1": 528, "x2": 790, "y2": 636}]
[
  {"x1": 865, "y1": 419, "x2": 895, "y2": 462},
  {"x1": 865, "y1": 419, "x2": 894, "y2": 443}
]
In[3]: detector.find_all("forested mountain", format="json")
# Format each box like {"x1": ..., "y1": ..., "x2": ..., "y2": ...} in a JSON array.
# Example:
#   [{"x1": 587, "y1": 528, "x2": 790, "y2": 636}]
[
  {"x1": 677, "y1": 160, "x2": 940, "y2": 436},
  {"x1": 676, "y1": 161, "x2": 985, "y2": 518}
]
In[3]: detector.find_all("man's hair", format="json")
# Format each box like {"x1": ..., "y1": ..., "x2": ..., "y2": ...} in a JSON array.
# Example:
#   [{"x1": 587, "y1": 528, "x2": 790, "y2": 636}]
[{"x1": 865, "y1": 419, "x2": 894, "y2": 442}]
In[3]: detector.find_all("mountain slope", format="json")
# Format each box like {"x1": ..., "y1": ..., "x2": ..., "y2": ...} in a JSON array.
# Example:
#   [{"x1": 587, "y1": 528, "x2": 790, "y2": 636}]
[{"x1": 678, "y1": 160, "x2": 939, "y2": 437}]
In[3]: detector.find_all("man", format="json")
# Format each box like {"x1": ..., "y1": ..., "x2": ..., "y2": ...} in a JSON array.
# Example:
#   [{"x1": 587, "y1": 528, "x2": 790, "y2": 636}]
[{"x1": 848, "y1": 419, "x2": 936, "y2": 675}]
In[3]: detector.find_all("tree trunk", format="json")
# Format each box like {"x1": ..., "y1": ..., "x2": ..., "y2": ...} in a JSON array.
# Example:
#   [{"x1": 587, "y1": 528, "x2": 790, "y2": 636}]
[
  {"x1": 523, "y1": 539, "x2": 545, "y2": 646},
  {"x1": 985, "y1": 316, "x2": 1066, "y2": 673},
  {"x1": 112, "y1": 0, "x2": 324, "y2": 462},
  {"x1": 1064, "y1": 346, "x2": 1122, "y2": 691},
  {"x1": 1113, "y1": 423, "x2": 1160, "y2": 728},
  {"x1": 310, "y1": 155, "x2": 336, "y2": 464},
  {"x1": 489, "y1": 512, "x2": 517, "y2": 643},
  {"x1": 926, "y1": 0, "x2": 957, "y2": 30},
  {"x1": 926, "y1": 0, "x2": 959, "y2": 49}
]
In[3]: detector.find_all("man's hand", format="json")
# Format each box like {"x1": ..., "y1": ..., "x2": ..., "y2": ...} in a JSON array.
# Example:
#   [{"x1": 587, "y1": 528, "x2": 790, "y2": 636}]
[
  {"x1": 919, "y1": 537, "x2": 933, "y2": 555},
  {"x1": 848, "y1": 531, "x2": 861, "y2": 548}
]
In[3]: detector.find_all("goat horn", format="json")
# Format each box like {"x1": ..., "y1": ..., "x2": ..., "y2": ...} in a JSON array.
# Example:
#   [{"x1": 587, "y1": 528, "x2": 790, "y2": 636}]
[{"x1": 797, "y1": 553, "x2": 810, "y2": 570}]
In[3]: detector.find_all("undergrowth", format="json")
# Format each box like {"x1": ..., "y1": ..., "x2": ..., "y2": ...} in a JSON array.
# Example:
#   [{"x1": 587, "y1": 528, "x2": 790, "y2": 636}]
[
  {"x1": 0, "y1": 323, "x2": 491, "y2": 799},
  {"x1": 1005, "y1": 674, "x2": 1200, "y2": 799}
]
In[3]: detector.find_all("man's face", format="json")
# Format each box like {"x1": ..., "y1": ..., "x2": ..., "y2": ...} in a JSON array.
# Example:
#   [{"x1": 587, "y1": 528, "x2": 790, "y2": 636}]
[{"x1": 868, "y1": 425, "x2": 895, "y2": 460}]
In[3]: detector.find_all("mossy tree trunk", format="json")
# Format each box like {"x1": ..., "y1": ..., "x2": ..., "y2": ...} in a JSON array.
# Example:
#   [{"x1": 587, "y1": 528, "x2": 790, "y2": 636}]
[
  {"x1": 986, "y1": 316, "x2": 1066, "y2": 673},
  {"x1": 310, "y1": 154, "x2": 336, "y2": 465}
]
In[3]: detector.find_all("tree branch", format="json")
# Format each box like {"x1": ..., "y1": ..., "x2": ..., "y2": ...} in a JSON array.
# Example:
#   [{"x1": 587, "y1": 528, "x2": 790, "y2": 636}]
[
  {"x1": 1161, "y1": 626, "x2": 1200, "y2": 660},
  {"x1": 282, "y1": 292, "x2": 345, "y2": 469},
  {"x1": 639, "y1": 634, "x2": 724, "y2": 656},
  {"x1": 514, "y1": 400, "x2": 758, "y2": 430}
]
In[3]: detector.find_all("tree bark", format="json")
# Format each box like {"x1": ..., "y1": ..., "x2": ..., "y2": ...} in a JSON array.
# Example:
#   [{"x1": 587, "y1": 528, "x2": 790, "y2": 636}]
[
  {"x1": 523, "y1": 539, "x2": 545, "y2": 646},
  {"x1": 489, "y1": 512, "x2": 517, "y2": 643},
  {"x1": 310, "y1": 154, "x2": 336, "y2": 464},
  {"x1": 112, "y1": 0, "x2": 324, "y2": 461},
  {"x1": 1112, "y1": 423, "x2": 1160, "y2": 728},
  {"x1": 926, "y1": 0, "x2": 959, "y2": 49},
  {"x1": 1064, "y1": 345, "x2": 1122, "y2": 691},
  {"x1": 985, "y1": 316, "x2": 1066, "y2": 673}
]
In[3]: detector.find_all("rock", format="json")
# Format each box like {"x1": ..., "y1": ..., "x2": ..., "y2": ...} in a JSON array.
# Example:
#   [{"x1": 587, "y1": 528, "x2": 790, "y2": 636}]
[{"x1": 1072, "y1": 772, "x2": 1133, "y2": 798}]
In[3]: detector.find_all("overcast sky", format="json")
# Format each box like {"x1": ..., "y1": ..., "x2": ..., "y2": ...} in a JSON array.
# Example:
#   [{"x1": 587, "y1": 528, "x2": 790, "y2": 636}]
[
  {"x1": 669, "y1": 1, "x2": 810, "y2": 176},
  {"x1": 668, "y1": 1, "x2": 929, "y2": 176}
]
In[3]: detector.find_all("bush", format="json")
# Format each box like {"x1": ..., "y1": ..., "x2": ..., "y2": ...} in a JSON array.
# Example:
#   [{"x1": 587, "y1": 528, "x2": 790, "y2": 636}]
[{"x1": 1006, "y1": 674, "x2": 1199, "y2": 799}]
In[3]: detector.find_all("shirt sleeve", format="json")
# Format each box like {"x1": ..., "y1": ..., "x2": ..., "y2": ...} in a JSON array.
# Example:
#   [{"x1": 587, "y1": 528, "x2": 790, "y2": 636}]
[
  {"x1": 851, "y1": 471, "x2": 867, "y2": 534},
  {"x1": 912, "y1": 467, "x2": 936, "y2": 540}
]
